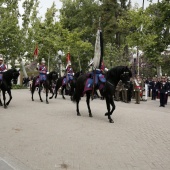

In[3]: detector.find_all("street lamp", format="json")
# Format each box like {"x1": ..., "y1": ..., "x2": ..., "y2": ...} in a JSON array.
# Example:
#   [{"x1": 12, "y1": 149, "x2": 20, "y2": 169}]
[
  {"x1": 57, "y1": 50, "x2": 63, "y2": 77},
  {"x1": 133, "y1": 52, "x2": 137, "y2": 76}
]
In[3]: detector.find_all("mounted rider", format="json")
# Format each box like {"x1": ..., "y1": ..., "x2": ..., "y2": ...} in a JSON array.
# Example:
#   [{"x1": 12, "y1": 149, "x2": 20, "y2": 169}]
[
  {"x1": 65, "y1": 52, "x2": 74, "y2": 89},
  {"x1": 88, "y1": 59, "x2": 106, "y2": 85},
  {"x1": 87, "y1": 57, "x2": 106, "y2": 100},
  {"x1": 0, "y1": 54, "x2": 7, "y2": 83},
  {"x1": 38, "y1": 58, "x2": 48, "y2": 81}
]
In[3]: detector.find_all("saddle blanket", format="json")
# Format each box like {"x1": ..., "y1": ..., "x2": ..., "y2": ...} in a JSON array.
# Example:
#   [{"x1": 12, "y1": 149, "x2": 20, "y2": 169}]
[
  {"x1": 0, "y1": 73, "x2": 3, "y2": 81},
  {"x1": 39, "y1": 74, "x2": 47, "y2": 81},
  {"x1": 62, "y1": 75, "x2": 73, "y2": 86},
  {"x1": 35, "y1": 77, "x2": 40, "y2": 86},
  {"x1": 83, "y1": 78, "x2": 105, "y2": 93}
]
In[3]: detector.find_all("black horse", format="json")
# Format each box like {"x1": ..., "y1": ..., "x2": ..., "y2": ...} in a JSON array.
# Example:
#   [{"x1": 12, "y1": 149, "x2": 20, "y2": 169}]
[
  {"x1": 55, "y1": 71, "x2": 83, "y2": 100},
  {"x1": 0, "y1": 68, "x2": 20, "y2": 108},
  {"x1": 72, "y1": 66, "x2": 132, "y2": 123},
  {"x1": 31, "y1": 71, "x2": 58, "y2": 103}
]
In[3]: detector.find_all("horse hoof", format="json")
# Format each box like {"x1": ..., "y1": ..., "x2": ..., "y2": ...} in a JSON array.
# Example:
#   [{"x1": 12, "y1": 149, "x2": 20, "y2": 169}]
[
  {"x1": 49, "y1": 97, "x2": 52, "y2": 99},
  {"x1": 77, "y1": 113, "x2": 81, "y2": 116},
  {"x1": 46, "y1": 102, "x2": 49, "y2": 104},
  {"x1": 109, "y1": 119, "x2": 114, "y2": 123},
  {"x1": 41, "y1": 100, "x2": 43, "y2": 102},
  {"x1": 4, "y1": 106, "x2": 7, "y2": 109},
  {"x1": 105, "y1": 112, "x2": 108, "y2": 116},
  {"x1": 89, "y1": 114, "x2": 93, "y2": 117}
]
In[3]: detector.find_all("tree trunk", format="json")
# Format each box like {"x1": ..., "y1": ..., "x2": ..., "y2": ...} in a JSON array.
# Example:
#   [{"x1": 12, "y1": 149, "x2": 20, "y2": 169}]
[{"x1": 156, "y1": 65, "x2": 162, "y2": 77}]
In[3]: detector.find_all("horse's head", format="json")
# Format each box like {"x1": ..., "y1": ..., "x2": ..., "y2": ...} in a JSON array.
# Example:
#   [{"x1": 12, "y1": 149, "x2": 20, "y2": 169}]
[
  {"x1": 50, "y1": 71, "x2": 58, "y2": 81},
  {"x1": 12, "y1": 69, "x2": 20, "y2": 84},
  {"x1": 120, "y1": 67, "x2": 132, "y2": 88}
]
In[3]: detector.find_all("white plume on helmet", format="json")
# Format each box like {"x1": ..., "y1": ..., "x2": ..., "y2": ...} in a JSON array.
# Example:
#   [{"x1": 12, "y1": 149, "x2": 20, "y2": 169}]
[
  {"x1": 0, "y1": 54, "x2": 3, "y2": 60},
  {"x1": 41, "y1": 58, "x2": 45, "y2": 63}
]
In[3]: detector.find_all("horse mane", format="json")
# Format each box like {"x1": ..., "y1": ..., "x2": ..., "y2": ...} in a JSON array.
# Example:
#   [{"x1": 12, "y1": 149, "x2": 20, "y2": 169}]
[
  {"x1": 74, "y1": 71, "x2": 83, "y2": 79},
  {"x1": 3, "y1": 68, "x2": 17, "y2": 80},
  {"x1": 106, "y1": 66, "x2": 132, "y2": 85},
  {"x1": 47, "y1": 71, "x2": 58, "y2": 80}
]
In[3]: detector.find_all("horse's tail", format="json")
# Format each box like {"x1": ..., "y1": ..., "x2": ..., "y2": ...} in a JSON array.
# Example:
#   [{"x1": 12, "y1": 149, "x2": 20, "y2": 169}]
[
  {"x1": 72, "y1": 91, "x2": 77, "y2": 103},
  {"x1": 72, "y1": 75, "x2": 86, "y2": 103},
  {"x1": 72, "y1": 88, "x2": 82, "y2": 103}
]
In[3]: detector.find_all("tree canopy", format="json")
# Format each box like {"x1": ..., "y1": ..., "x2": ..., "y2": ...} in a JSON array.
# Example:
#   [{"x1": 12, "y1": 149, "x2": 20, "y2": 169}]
[{"x1": 0, "y1": 0, "x2": 170, "y2": 75}]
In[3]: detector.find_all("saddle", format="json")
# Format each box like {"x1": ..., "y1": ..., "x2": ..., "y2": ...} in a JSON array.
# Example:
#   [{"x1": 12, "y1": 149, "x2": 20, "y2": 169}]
[
  {"x1": 62, "y1": 74, "x2": 73, "y2": 86},
  {"x1": 84, "y1": 71, "x2": 106, "y2": 94}
]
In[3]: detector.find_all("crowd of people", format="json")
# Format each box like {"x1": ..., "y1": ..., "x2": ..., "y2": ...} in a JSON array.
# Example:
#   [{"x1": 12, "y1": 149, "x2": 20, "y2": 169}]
[{"x1": 114, "y1": 75, "x2": 170, "y2": 107}]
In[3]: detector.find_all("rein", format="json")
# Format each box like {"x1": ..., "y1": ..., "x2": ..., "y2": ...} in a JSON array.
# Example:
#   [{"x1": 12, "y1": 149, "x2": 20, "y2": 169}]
[{"x1": 106, "y1": 80, "x2": 114, "y2": 87}]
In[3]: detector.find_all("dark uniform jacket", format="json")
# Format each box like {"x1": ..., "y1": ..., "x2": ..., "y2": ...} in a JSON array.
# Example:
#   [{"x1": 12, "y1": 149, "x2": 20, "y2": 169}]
[{"x1": 159, "y1": 82, "x2": 168, "y2": 94}]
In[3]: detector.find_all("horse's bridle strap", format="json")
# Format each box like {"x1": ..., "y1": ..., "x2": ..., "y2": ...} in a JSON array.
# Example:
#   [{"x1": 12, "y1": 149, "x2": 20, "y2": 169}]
[{"x1": 107, "y1": 81, "x2": 114, "y2": 87}]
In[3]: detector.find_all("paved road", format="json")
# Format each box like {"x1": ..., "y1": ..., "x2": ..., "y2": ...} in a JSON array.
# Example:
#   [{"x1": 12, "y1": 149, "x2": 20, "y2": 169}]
[{"x1": 0, "y1": 89, "x2": 170, "y2": 170}]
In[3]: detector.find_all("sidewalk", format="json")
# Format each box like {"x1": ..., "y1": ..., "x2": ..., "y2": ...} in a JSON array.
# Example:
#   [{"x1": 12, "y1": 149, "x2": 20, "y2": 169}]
[{"x1": 0, "y1": 89, "x2": 170, "y2": 170}]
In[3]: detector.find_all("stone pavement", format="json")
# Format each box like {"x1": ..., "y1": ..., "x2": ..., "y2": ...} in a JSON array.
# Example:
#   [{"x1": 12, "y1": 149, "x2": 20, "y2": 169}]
[{"x1": 0, "y1": 89, "x2": 170, "y2": 170}]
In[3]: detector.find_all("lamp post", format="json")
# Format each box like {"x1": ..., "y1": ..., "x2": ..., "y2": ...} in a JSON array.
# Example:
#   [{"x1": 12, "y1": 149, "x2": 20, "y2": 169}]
[
  {"x1": 133, "y1": 52, "x2": 137, "y2": 77},
  {"x1": 111, "y1": 60, "x2": 113, "y2": 68}
]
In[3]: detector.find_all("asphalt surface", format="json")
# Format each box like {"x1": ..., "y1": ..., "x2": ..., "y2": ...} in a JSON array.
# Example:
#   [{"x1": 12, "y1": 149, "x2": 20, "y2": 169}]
[{"x1": 0, "y1": 89, "x2": 170, "y2": 170}]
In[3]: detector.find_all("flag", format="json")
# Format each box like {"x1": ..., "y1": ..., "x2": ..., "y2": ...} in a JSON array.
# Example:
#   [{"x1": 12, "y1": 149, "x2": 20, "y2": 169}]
[
  {"x1": 25, "y1": 60, "x2": 38, "y2": 71},
  {"x1": 93, "y1": 29, "x2": 103, "y2": 69},
  {"x1": 66, "y1": 51, "x2": 71, "y2": 65},
  {"x1": 100, "y1": 61, "x2": 105, "y2": 72},
  {"x1": 33, "y1": 45, "x2": 38, "y2": 58}
]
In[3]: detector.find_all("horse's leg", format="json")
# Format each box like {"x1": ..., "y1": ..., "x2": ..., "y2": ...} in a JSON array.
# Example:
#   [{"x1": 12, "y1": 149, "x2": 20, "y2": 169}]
[
  {"x1": 0, "y1": 98, "x2": 2, "y2": 106},
  {"x1": 31, "y1": 84, "x2": 36, "y2": 101},
  {"x1": 6, "y1": 89, "x2": 12, "y2": 106},
  {"x1": 45, "y1": 82, "x2": 49, "y2": 104},
  {"x1": 2, "y1": 90, "x2": 7, "y2": 109},
  {"x1": 105, "y1": 96, "x2": 114, "y2": 123},
  {"x1": 76, "y1": 98, "x2": 81, "y2": 116},
  {"x1": 38, "y1": 83, "x2": 43, "y2": 102},
  {"x1": 0, "y1": 90, "x2": 3, "y2": 106},
  {"x1": 62, "y1": 86, "x2": 66, "y2": 99},
  {"x1": 49, "y1": 87, "x2": 54, "y2": 99},
  {"x1": 109, "y1": 97, "x2": 116, "y2": 116},
  {"x1": 54, "y1": 83, "x2": 60, "y2": 99},
  {"x1": 86, "y1": 92, "x2": 92, "y2": 117}
]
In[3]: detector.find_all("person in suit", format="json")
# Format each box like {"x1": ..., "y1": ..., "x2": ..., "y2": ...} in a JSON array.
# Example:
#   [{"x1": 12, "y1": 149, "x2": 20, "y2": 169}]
[
  {"x1": 150, "y1": 77, "x2": 157, "y2": 100},
  {"x1": 133, "y1": 76, "x2": 144, "y2": 104},
  {"x1": 159, "y1": 76, "x2": 168, "y2": 107},
  {"x1": 164, "y1": 76, "x2": 169, "y2": 105},
  {"x1": 115, "y1": 80, "x2": 123, "y2": 101}
]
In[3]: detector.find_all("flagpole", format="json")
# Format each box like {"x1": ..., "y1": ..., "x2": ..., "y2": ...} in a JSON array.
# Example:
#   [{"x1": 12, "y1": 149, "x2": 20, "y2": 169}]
[
  {"x1": 77, "y1": 53, "x2": 82, "y2": 71},
  {"x1": 48, "y1": 52, "x2": 50, "y2": 72},
  {"x1": 99, "y1": 17, "x2": 101, "y2": 28}
]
